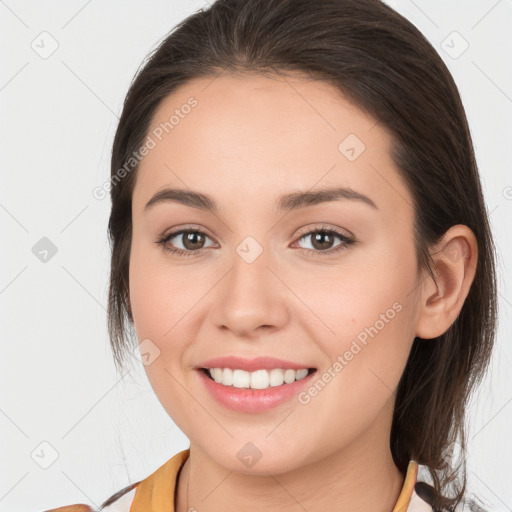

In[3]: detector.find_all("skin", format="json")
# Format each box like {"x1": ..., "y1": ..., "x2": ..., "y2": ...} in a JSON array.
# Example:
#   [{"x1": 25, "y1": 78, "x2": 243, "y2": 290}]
[{"x1": 128, "y1": 71, "x2": 478, "y2": 512}]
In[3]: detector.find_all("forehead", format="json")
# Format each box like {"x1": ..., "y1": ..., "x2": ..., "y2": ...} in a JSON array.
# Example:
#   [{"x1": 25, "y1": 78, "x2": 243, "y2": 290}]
[{"x1": 132, "y1": 72, "x2": 412, "y2": 217}]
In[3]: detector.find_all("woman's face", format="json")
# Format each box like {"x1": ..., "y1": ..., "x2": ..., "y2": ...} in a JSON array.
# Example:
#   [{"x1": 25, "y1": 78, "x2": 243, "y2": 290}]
[{"x1": 129, "y1": 72, "x2": 424, "y2": 474}]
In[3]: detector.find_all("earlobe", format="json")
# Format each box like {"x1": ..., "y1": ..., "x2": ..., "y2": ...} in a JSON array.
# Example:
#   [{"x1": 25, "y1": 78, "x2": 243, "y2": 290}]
[{"x1": 415, "y1": 225, "x2": 478, "y2": 340}]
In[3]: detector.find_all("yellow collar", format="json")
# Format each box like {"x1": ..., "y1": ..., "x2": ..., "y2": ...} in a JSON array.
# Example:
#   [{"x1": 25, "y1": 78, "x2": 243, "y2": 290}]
[
  {"x1": 393, "y1": 460, "x2": 419, "y2": 512},
  {"x1": 131, "y1": 448, "x2": 189, "y2": 511}
]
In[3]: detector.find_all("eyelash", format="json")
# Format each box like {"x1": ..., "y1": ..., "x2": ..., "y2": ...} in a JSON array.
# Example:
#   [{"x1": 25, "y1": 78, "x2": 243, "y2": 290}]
[{"x1": 156, "y1": 224, "x2": 355, "y2": 258}]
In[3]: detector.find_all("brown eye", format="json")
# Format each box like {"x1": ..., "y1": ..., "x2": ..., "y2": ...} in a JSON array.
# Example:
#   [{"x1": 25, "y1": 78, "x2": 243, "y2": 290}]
[
  {"x1": 180, "y1": 231, "x2": 207, "y2": 250},
  {"x1": 297, "y1": 228, "x2": 354, "y2": 254},
  {"x1": 309, "y1": 231, "x2": 337, "y2": 251},
  {"x1": 156, "y1": 228, "x2": 215, "y2": 256}
]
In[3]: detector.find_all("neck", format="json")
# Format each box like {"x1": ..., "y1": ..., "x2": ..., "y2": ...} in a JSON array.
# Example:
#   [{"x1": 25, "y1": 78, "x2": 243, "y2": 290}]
[{"x1": 176, "y1": 408, "x2": 405, "y2": 512}]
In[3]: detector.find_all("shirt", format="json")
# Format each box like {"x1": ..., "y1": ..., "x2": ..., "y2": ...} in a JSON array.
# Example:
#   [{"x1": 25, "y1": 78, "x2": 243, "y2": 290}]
[{"x1": 44, "y1": 448, "x2": 435, "y2": 512}]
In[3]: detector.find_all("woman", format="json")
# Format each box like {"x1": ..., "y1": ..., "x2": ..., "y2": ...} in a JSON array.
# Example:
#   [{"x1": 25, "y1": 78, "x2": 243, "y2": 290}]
[{"x1": 46, "y1": 0, "x2": 498, "y2": 510}]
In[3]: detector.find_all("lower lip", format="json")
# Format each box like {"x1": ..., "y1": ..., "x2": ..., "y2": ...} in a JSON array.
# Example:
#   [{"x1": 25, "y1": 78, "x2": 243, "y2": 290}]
[{"x1": 196, "y1": 369, "x2": 317, "y2": 413}]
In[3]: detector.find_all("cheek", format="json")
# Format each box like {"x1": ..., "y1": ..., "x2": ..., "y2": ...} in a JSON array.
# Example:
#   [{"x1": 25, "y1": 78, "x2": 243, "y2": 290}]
[
  {"x1": 291, "y1": 277, "x2": 416, "y2": 453},
  {"x1": 298, "y1": 239, "x2": 418, "y2": 399},
  {"x1": 128, "y1": 237, "x2": 208, "y2": 372},
  {"x1": 128, "y1": 234, "x2": 194, "y2": 338},
  {"x1": 128, "y1": 242, "x2": 200, "y2": 429}
]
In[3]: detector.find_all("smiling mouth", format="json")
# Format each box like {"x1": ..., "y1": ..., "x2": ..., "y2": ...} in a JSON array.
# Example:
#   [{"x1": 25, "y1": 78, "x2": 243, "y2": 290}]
[
  {"x1": 199, "y1": 367, "x2": 317, "y2": 389},
  {"x1": 200, "y1": 368, "x2": 316, "y2": 378}
]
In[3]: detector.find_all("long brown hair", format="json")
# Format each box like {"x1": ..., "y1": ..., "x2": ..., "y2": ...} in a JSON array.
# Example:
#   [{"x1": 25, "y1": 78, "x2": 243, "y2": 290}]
[{"x1": 106, "y1": 1, "x2": 498, "y2": 509}]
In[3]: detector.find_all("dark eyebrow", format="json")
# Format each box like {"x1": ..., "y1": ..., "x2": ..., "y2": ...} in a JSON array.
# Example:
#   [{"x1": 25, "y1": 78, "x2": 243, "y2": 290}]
[
  {"x1": 144, "y1": 186, "x2": 378, "y2": 213},
  {"x1": 144, "y1": 188, "x2": 219, "y2": 214},
  {"x1": 276, "y1": 186, "x2": 378, "y2": 212}
]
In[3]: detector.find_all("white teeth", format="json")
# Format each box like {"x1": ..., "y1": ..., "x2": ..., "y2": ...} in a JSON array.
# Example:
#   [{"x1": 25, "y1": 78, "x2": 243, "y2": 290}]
[{"x1": 207, "y1": 368, "x2": 310, "y2": 389}]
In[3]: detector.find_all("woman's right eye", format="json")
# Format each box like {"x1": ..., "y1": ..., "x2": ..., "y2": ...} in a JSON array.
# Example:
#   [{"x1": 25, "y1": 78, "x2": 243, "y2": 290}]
[{"x1": 156, "y1": 229, "x2": 216, "y2": 256}]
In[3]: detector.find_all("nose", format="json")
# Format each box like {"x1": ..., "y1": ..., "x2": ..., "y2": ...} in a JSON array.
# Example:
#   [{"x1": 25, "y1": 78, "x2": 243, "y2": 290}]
[{"x1": 211, "y1": 247, "x2": 290, "y2": 338}]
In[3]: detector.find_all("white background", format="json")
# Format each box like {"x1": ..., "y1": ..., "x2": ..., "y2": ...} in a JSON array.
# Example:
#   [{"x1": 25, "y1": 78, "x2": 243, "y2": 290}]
[{"x1": 1, "y1": 0, "x2": 511, "y2": 510}]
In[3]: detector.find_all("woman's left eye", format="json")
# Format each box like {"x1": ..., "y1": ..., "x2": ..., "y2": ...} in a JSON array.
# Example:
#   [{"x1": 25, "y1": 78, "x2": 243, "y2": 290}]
[
  {"x1": 156, "y1": 225, "x2": 355, "y2": 257},
  {"x1": 294, "y1": 227, "x2": 355, "y2": 255}
]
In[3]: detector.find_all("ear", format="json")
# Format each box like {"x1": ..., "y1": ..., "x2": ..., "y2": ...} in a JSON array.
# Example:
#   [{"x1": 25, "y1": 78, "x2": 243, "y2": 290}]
[{"x1": 415, "y1": 224, "x2": 478, "y2": 340}]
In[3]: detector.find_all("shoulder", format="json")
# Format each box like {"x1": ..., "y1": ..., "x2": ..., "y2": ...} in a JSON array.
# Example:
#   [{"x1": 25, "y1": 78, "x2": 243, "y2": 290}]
[
  {"x1": 414, "y1": 476, "x2": 482, "y2": 512},
  {"x1": 42, "y1": 484, "x2": 138, "y2": 512},
  {"x1": 42, "y1": 484, "x2": 137, "y2": 512},
  {"x1": 42, "y1": 448, "x2": 190, "y2": 512},
  {"x1": 44, "y1": 507, "x2": 95, "y2": 512}
]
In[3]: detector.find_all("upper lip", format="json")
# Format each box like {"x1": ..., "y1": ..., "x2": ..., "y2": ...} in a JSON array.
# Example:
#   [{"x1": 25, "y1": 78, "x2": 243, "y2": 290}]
[{"x1": 196, "y1": 356, "x2": 315, "y2": 372}]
